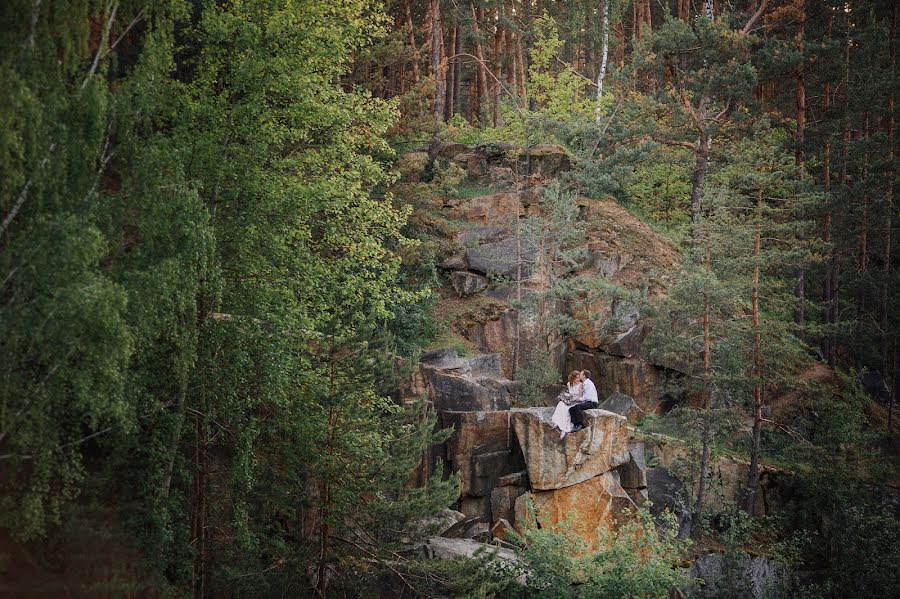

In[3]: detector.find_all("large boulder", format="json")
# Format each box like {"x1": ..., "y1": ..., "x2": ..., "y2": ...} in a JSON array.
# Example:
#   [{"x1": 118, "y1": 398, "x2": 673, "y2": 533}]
[
  {"x1": 599, "y1": 392, "x2": 643, "y2": 423},
  {"x1": 510, "y1": 407, "x2": 629, "y2": 490},
  {"x1": 514, "y1": 472, "x2": 636, "y2": 550},
  {"x1": 615, "y1": 443, "x2": 648, "y2": 505},
  {"x1": 571, "y1": 296, "x2": 640, "y2": 350},
  {"x1": 456, "y1": 225, "x2": 509, "y2": 247},
  {"x1": 426, "y1": 370, "x2": 515, "y2": 411},
  {"x1": 684, "y1": 553, "x2": 790, "y2": 599},
  {"x1": 465, "y1": 236, "x2": 535, "y2": 279},
  {"x1": 451, "y1": 271, "x2": 489, "y2": 296},
  {"x1": 601, "y1": 324, "x2": 646, "y2": 358},
  {"x1": 646, "y1": 466, "x2": 686, "y2": 520},
  {"x1": 511, "y1": 145, "x2": 573, "y2": 179},
  {"x1": 425, "y1": 537, "x2": 518, "y2": 562}
]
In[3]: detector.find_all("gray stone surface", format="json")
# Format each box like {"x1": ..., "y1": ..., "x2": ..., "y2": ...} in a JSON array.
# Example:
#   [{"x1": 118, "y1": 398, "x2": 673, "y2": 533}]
[
  {"x1": 442, "y1": 254, "x2": 468, "y2": 269},
  {"x1": 426, "y1": 369, "x2": 515, "y2": 411},
  {"x1": 599, "y1": 392, "x2": 643, "y2": 422},
  {"x1": 491, "y1": 485, "x2": 527, "y2": 525},
  {"x1": 616, "y1": 442, "x2": 648, "y2": 490},
  {"x1": 684, "y1": 553, "x2": 790, "y2": 599},
  {"x1": 646, "y1": 466, "x2": 685, "y2": 519},
  {"x1": 451, "y1": 271, "x2": 489, "y2": 296},
  {"x1": 466, "y1": 236, "x2": 534, "y2": 279},
  {"x1": 425, "y1": 537, "x2": 518, "y2": 562},
  {"x1": 601, "y1": 323, "x2": 646, "y2": 358},
  {"x1": 456, "y1": 225, "x2": 509, "y2": 247}
]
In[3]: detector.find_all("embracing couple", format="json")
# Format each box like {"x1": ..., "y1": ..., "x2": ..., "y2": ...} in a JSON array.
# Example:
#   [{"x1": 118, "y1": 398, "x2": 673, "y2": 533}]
[{"x1": 552, "y1": 369, "x2": 598, "y2": 441}]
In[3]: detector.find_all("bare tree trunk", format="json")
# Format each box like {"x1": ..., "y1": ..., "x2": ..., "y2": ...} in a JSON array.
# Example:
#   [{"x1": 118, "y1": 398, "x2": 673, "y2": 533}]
[
  {"x1": 516, "y1": 33, "x2": 527, "y2": 97},
  {"x1": 882, "y1": 7, "x2": 895, "y2": 387},
  {"x1": 471, "y1": 4, "x2": 490, "y2": 123},
  {"x1": 491, "y1": 15, "x2": 503, "y2": 126},
  {"x1": 446, "y1": 25, "x2": 457, "y2": 118},
  {"x1": 431, "y1": 0, "x2": 445, "y2": 130},
  {"x1": 614, "y1": 19, "x2": 625, "y2": 70},
  {"x1": 694, "y1": 241, "x2": 713, "y2": 538},
  {"x1": 859, "y1": 111, "x2": 870, "y2": 328},
  {"x1": 678, "y1": 0, "x2": 690, "y2": 21},
  {"x1": 404, "y1": 0, "x2": 420, "y2": 83},
  {"x1": 690, "y1": 123, "x2": 710, "y2": 224},
  {"x1": 822, "y1": 9, "x2": 834, "y2": 365},
  {"x1": 745, "y1": 187, "x2": 764, "y2": 515},
  {"x1": 453, "y1": 25, "x2": 462, "y2": 115},
  {"x1": 595, "y1": 0, "x2": 610, "y2": 122},
  {"x1": 794, "y1": 1, "x2": 806, "y2": 337}
]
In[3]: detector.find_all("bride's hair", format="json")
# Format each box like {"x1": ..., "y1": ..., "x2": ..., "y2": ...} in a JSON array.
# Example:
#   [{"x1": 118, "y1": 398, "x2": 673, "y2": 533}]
[{"x1": 568, "y1": 370, "x2": 581, "y2": 385}]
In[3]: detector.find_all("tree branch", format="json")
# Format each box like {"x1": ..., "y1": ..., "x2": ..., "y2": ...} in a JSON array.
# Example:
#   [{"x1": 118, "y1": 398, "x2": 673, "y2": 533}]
[
  {"x1": 81, "y1": 1, "x2": 118, "y2": 90},
  {"x1": 741, "y1": 0, "x2": 771, "y2": 36}
]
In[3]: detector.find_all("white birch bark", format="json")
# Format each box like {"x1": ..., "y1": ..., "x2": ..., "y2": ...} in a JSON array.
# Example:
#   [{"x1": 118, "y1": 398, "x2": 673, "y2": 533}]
[{"x1": 595, "y1": 0, "x2": 610, "y2": 122}]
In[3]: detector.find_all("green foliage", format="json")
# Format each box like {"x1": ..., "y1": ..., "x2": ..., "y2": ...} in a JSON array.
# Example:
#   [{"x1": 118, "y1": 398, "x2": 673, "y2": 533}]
[
  {"x1": 514, "y1": 506, "x2": 693, "y2": 598},
  {"x1": 528, "y1": 13, "x2": 594, "y2": 121}
]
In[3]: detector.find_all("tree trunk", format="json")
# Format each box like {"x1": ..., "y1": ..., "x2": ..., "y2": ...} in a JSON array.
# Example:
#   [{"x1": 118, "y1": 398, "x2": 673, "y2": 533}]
[
  {"x1": 471, "y1": 4, "x2": 490, "y2": 123},
  {"x1": 516, "y1": 33, "x2": 527, "y2": 97},
  {"x1": 694, "y1": 242, "x2": 713, "y2": 538},
  {"x1": 445, "y1": 25, "x2": 456, "y2": 118},
  {"x1": 690, "y1": 125, "x2": 710, "y2": 224},
  {"x1": 491, "y1": 15, "x2": 503, "y2": 126},
  {"x1": 453, "y1": 25, "x2": 462, "y2": 115},
  {"x1": 821, "y1": 9, "x2": 834, "y2": 365},
  {"x1": 430, "y1": 0, "x2": 445, "y2": 130},
  {"x1": 858, "y1": 111, "x2": 870, "y2": 335},
  {"x1": 745, "y1": 187, "x2": 764, "y2": 515},
  {"x1": 882, "y1": 7, "x2": 895, "y2": 385},
  {"x1": 595, "y1": 0, "x2": 610, "y2": 122},
  {"x1": 404, "y1": 0, "x2": 420, "y2": 83}
]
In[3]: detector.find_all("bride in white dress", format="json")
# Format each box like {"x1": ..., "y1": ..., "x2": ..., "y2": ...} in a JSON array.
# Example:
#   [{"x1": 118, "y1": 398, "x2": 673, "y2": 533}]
[{"x1": 552, "y1": 371, "x2": 583, "y2": 440}]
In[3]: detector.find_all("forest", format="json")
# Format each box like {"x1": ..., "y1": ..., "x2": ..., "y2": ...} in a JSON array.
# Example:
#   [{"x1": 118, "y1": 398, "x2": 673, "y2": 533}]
[{"x1": 0, "y1": 0, "x2": 898, "y2": 597}]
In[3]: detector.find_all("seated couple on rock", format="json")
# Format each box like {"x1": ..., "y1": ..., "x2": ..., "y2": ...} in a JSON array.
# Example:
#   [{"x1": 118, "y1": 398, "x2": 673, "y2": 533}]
[{"x1": 552, "y1": 369, "x2": 599, "y2": 440}]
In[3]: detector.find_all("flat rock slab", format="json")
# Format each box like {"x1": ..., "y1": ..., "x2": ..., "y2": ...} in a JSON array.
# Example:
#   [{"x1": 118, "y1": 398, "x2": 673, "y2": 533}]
[
  {"x1": 510, "y1": 407, "x2": 629, "y2": 491},
  {"x1": 426, "y1": 369, "x2": 514, "y2": 412},
  {"x1": 514, "y1": 472, "x2": 636, "y2": 551},
  {"x1": 426, "y1": 537, "x2": 518, "y2": 562}
]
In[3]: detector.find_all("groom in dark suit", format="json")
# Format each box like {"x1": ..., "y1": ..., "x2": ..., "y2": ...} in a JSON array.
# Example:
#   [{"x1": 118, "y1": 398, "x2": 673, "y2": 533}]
[{"x1": 569, "y1": 370, "x2": 599, "y2": 431}]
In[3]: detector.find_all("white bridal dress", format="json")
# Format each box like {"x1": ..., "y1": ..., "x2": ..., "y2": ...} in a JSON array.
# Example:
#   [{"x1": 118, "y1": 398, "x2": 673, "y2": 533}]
[{"x1": 551, "y1": 382, "x2": 582, "y2": 434}]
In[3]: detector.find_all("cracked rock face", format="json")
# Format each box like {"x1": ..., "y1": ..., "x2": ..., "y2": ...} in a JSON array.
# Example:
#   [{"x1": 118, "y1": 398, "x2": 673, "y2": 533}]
[
  {"x1": 510, "y1": 407, "x2": 629, "y2": 491},
  {"x1": 514, "y1": 471, "x2": 636, "y2": 550}
]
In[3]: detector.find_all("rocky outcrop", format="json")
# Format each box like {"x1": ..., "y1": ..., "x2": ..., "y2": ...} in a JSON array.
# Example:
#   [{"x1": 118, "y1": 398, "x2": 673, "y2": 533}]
[
  {"x1": 463, "y1": 192, "x2": 523, "y2": 226},
  {"x1": 684, "y1": 553, "x2": 789, "y2": 599},
  {"x1": 599, "y1": 392, "x2": 644, "y2": 424},
  {"x1": 425, "y1": 537, "x2": 518, "y2": 562},
  {"x1": 514, "y1": 472, "x2": 637, "y2": 550},
  {"x1": 615, "y1": 442, "x2": 649, "y2": 505},
  {"x1": 568, "y1": 350, "x2": 663, "y2": 414},
  {"x1": 451, "y1": 271, "x2": 489, "y2": 296},
  {"x1": 646, "y1": 433, "x2": 792, "y2": 517},
  {"x1": 443, "y1": 411, "x2": 519, "y2": 499},
  {"x1": 510, "y1": 407, "x2": 629, "y2": 490}
]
